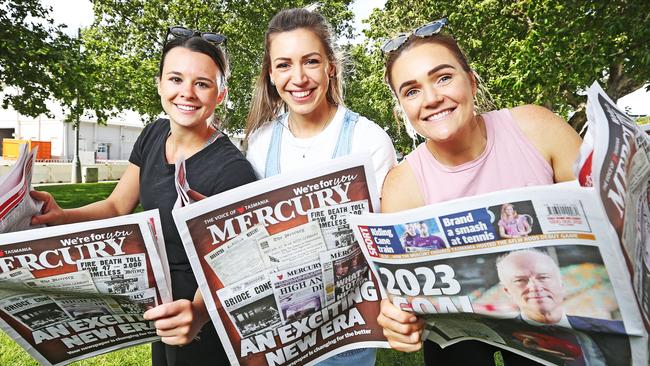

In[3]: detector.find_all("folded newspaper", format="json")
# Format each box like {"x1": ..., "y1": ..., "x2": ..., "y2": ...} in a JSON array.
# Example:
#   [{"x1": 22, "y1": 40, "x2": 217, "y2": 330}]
[
  {"x1": 0, "y1": 143, "x2": 43, "y2": 233},
  {"x1": 0, "y1": 210, "x2": 173, "y2": 365},
  {"x1": 172, "y1": 155, "x2": 389, "y2": 366},
  {"x1": 348, "y1": 82, "x2": 649, "y2": 365}
]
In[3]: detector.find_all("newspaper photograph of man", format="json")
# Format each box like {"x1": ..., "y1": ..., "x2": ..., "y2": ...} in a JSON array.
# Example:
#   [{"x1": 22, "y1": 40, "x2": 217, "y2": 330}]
[
  {"x1": 407, "y1": 246, "x2": 632, "y2": 365},
  {"x1": 494, "y1": 249, "x2": 629, "y2": 365}
]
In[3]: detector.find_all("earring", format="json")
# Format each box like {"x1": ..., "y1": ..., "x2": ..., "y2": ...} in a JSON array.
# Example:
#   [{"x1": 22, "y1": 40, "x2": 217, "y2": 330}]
[{"x1": 270, "y1": 79, "x2": 275, "y2": 86}]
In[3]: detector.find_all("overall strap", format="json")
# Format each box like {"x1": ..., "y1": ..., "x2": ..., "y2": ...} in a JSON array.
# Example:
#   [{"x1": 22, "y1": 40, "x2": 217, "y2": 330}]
[
  {"x1": 263, "y1": 114, "x2": 287, "y2": 178},
  {"x1": 331, "y1": 109, "x2": 359, "y2": 158}
]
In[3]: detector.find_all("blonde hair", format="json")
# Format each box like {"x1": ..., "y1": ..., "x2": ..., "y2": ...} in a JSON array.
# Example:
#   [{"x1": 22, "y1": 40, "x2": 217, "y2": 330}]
[{"x1": 245, "y1": 8, "x2": 344, "y2": 140}]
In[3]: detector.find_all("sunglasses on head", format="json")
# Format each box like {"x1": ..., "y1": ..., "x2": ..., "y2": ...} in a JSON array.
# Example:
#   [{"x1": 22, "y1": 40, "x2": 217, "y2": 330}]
[
  {"x1": 165, "y1": 26, "x2": 227, "y2": 47},
  {"x1": 380, "y1": 18, "x2": 448, "y2": 53}
]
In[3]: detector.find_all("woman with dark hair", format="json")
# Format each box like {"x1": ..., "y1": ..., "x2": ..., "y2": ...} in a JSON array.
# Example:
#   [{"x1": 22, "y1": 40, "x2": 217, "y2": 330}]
[
  {"x1": 31, "y1": 27, "x2": 257, "y2": 365},
  {"x1": 245, "y1": 7, "x2": 397, "y2": 366},
  {"x1": 376, "y1": 19, "x2": 582, "y2": 365}
]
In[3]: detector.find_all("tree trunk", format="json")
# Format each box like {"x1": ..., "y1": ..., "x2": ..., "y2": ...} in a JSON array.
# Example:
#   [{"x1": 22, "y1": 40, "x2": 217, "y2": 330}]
[
  {"x1": 568, "y1": 109, "x2": 588, "y2": 135},
  {"x1": 607, "y1": 61, "x2": 645, "y2": 101}
]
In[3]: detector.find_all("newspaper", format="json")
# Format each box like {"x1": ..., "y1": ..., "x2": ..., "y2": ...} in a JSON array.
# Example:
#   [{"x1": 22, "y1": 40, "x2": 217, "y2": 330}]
[
  {"x1": 174, "y1": 156, "x2": 192, "y2": 208},
  {"x1": 173, "y1": 154, "x2": 389, "y2": 366},
  {"x1": 270, "y1": 261, "x2": 325, "y2": 324},
  {"x1": 577, "y1": 83, "x2": 650, "y2": 328},
  {"x1": 205, "y1": 224, "x2": 269, "y2": 286},
  {"x1": 348, "y1": 83, "x2": 649, "y2": 365},
  {"x1": 320, "y1": 245, "x2": 367, "y2": 305},
  {"x1": 308, "y1": 200, "x2": 369, "y2": 249},
  {"x1": 217, "y1": 273, "x2": 281, "y2": 339},
  {"x1": 0, "y1": 143, "x2": 42, "y2": 233},
  {"x1": 0, "y1": 210, "x2": 173, "y2": 366},
  {"x1": 258, "y1": 222, "x2": 327, "y2": 271}
]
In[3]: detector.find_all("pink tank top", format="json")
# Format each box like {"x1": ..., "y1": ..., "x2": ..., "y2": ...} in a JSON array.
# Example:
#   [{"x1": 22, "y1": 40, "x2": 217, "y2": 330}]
[{"x1": 405, "y1": 108, "x2": 553, "y2": 205}]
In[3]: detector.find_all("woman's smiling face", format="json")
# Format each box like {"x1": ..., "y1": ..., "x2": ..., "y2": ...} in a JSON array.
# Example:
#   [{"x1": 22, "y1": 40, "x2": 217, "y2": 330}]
[
  {"x1": 157, "y1": 47, "x2": 224, "y2": 129},
  {"x1": 268, "y1": 28, "x2": 333, "y2": 120},
  {"x1": 390, "y1": 42, "x2": 477, "y2": 143}
]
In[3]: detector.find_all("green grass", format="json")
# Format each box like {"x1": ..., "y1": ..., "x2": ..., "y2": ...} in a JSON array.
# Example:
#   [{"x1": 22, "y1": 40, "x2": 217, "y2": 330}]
[
  {"x1": 0, "y1": 182, "x2": 423, "y2": 365},
  {"x1": 34, "y1": 182, "x2": 118, "y2": 208}
]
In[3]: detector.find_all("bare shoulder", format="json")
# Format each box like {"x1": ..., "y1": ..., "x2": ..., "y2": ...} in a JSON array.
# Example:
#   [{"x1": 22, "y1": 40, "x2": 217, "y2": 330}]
[
  {"x1": 509, "y1": 105, "x2": 567, "y2": 145},
  {"x1": 509, "y1": 104, "x2": 582, "y2": 182},
  {"x1": 381, "y1": 161, "x2": 425, "y2": 213}
]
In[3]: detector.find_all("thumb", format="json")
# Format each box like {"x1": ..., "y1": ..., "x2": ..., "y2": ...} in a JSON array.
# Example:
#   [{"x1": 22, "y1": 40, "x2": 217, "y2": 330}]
[{"x1": 30, "y1": 190, "x2": 52, "y2": 203}]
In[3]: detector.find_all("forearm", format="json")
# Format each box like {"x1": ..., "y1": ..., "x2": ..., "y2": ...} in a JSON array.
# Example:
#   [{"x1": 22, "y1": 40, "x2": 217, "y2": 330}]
[{"x1": 61, "y1": 199, "x2": 127, "y2": 224}]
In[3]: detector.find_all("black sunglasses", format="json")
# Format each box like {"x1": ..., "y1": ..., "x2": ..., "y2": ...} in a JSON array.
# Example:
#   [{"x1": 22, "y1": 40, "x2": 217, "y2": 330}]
[
  {"x1": 380, "y1": 18, "x2": 448, "y2": 53},
  {"x1": 165, "y1": 26, "x2": 227, "y2": 47}
]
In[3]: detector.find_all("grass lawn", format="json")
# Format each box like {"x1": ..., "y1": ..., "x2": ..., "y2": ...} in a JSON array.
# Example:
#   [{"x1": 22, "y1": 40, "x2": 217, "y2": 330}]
[{"x1": 0, "y1": 182, "x2": 423, "y2": 365}]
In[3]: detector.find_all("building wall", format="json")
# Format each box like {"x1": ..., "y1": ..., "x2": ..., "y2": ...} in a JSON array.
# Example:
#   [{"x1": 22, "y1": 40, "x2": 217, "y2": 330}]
[{"x1": 0, "y1": 104, "x2": 145, "y2": 160}]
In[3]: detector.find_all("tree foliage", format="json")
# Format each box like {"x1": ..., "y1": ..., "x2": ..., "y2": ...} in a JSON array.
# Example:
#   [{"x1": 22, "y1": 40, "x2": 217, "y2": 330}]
[
  {"x1": 3, "y1": 0, "x2": 648, "y2": 141},
  {"x1": 81, "y1": 0, "x2": 354, "y2": 128},
  {"x1": 0, "y1": 0, "x2": 72, "y2": 117},
  {"x1": 352, "y1": 0, "x2": 650, "y2": 134}
]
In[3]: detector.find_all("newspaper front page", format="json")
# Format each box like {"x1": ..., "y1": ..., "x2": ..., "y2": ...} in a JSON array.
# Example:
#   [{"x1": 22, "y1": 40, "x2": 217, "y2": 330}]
[
  {"x1": 350, "y1": 184, "x2": 647, "y2": 365},
  {"x1": 173, "y1": 154, "x2": 389, "y2": 366},
  {"x1": 0, "y1": 210, "x2": 172, "y2": 366},
  {"x1": 580, "y1": 83, "x2": 650, "y2": 327},
  {"x1": 0, "y1": 143, "x2": 42, "y2": 233},
  {"x1": 349, "y1": 84, "x2": 649, "y2": 365}
]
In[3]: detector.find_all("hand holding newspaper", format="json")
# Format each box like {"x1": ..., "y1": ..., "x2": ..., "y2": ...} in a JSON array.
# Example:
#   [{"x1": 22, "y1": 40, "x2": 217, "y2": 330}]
[
  {"x1": 0, "y1": 143, "x2": 43, "y2": 233},
  {"x1": 172, "y1": 155, "x2": 389, "y2": 366},
  {"x1": 0, "y1": 210, "x2": 172, "y2": 366},
  {"x1": 348, "y1": 82, "x2": 650, "y2": 366}
]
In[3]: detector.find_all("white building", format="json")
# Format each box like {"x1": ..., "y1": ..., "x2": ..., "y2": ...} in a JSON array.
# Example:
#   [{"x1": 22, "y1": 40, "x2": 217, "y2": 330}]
[{"x1": 0, "y1": 95, "x2": 144, "y2": 161}]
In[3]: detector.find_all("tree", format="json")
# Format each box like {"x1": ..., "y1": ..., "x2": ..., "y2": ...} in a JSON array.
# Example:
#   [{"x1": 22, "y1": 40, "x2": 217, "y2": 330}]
[
  {"x1": 353, "y1": 0, "x2": 650, "y2": 132},
  {"x1": 344, "y1": 43, "x2": 416, "y2": 154},
  {"x1": 0, "y1": 0, "x2": 72, "y2": 117},
  {"x1": 81, "y1": 0, "x2": 355, "y2": 128}
]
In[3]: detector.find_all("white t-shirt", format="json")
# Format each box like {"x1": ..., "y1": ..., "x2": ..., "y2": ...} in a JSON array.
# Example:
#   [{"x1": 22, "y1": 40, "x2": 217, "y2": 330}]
[{"x1": 246, "y1": 105, "x2": 397, "y2": 192}]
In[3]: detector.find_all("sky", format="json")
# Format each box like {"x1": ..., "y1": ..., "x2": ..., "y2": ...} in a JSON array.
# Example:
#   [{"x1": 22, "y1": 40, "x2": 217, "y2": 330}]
[{"x1": 40, "y1": 0, "x2": 648, "y2": 115}]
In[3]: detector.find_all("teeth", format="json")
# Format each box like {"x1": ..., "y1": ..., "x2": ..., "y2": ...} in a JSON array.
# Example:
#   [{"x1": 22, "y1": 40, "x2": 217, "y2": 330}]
[
  {"x1": 176, "y1": 104, "x2": 199, "y2": 111},
  {"x1": 291, "y1": 90, "x2": 311, "y2": 98},
  {"x1": 426, "y1": 109, "x2": 451, "y2": 121}
]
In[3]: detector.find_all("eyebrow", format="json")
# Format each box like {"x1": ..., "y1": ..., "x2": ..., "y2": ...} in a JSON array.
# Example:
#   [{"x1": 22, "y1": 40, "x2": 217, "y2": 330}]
[
  {"x1": 397, "y1": 64, "x2": 456, "y2": 94},
  {"x1": 273, "y1": 52, "x2": 323, "y2": 63},
  {"x1": 166, "y1": 71, "x2": 215, "y2": 84}
]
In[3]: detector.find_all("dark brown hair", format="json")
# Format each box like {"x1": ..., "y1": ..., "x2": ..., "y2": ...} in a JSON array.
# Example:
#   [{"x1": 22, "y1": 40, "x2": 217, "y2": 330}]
[{"x1": 158, "y1": 36, "x2": 230, "y2": 84}]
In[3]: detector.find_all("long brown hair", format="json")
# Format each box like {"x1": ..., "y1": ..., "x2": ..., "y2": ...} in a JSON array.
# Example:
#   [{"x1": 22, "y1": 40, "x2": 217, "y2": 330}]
[{"x1": 245, "y1": 8, "x2": 344, "y2": 140}]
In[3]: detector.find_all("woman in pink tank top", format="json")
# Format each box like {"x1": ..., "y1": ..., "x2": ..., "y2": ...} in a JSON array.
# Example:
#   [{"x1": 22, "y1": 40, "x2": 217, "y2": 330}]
[{"x1": 375, "y1": 19, "x2": 583, "y2": 365}]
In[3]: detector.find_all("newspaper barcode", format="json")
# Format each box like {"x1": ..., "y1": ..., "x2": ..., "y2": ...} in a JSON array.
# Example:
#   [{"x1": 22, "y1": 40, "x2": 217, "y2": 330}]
[{"x1": 546, "y1": 205, "x2": 579, "y2": 216}]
